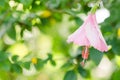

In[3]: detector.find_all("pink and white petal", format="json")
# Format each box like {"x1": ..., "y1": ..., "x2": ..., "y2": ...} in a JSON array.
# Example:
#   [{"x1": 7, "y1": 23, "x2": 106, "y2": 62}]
[
  {"x1": 91, "y1": 14, "x2": 108, "y2": 51},
  {"x1": 67, "y1": 13, "x2": 108, "y2": 52},
  {"x1": 95, "y1": 27, "x2": 108, "y2": 51},
  {"x1": 99, "y1": 39, "x2": 108, "y2": 52},
  {"x1": 85, "y1": 22, "x2": 107, "y2": 52},
  {"x1": 67, "y1": 25, "x2": 90, "y2": 46},
  {"x1": 85, "y1": 23, "x2": 103, "y2": 51}
]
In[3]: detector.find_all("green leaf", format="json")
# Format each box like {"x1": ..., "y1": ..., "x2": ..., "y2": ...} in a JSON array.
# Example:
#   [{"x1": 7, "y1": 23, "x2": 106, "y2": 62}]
[
  {"x1": 34, "y1": 59, "x2": 45, "y2": 70},
  {"x1": 25, "y1": 21, "x2": 32, "y2": 31},
  {"x1": 89, "y1": 48, "x2": 103, "y2": 65},
  {"x1": 0, "y1": 51, "x2": 10, "y2": 71},
  {"x1": 61, "y1": 60, "x2": 73, "y2": 69},
  {"x1": 111, "y1": 38, "x2": 120, "y2": 55},
  {"x1": 19, "y1": 0, "x2": 33, "y2": 8},
  {"x1": 47, "y1": 54, "x2": 56, "y2": 66},
  {"x1": 0, "y1": 51, "x2": 9, "y2": 61},
  {"x1": 53, "y1": 13, "x2": 62, "y2": 21},
  {"x1": 0, "y1": 0, "x2": 5, "y2": 7},
  {"x1": 48, "y1": 53, "x2": 52, "y2": 60},
  {"x1": 74, "y1": 17, "x2": 83, "y2": 27},
  {"x1": 64, "y1": 70, "x2": 77, "y2": 80},
  {"x1": 0, "y1": 0, "x2": 8, "y2": 8},
  {"x1": 61, "y1": 63, "x2": 72, "y2": 69},
  {"x1": 11, "y1": 55, "x2": 19, "y2": 62},
  {"x1": 77, "y1": 65, "x2": 89, "y2": 78},
  {"x1": 50, "y1": 59, "x2": 56, "y2": 66},
  {"x1": 106, "y1": 51, "x2": 115, "y2": 60},
  {"x1": 111, "y1": 69, "x2": 120, "y2": 80},
  {"x1": 64, "y1": 9, "x2": 76, "y2": 16},
  {"x1": 20, "y1": 28, "x2": 25, "y2": 37},
  {"x1": 0, "y1": 59, "x2": 11, "y2": 71},
  {"x1": 12, "y1": 64, "x2": 22, "y2": 73},
  {"x1": 47, "y1": 0, "x2": 60, "y2": 8},
  {"x1": 22, "y1": 61, "x2": 31, "y2": 70},
  {"x1": 7, "y1": 26, "x2": 16, "y2": 40}
]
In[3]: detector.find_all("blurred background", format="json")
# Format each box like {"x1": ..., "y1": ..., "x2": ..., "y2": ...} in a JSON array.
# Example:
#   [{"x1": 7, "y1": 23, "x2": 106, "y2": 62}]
[{"x1": 0, "y1": 0, "x2": 120, "y2": 80}]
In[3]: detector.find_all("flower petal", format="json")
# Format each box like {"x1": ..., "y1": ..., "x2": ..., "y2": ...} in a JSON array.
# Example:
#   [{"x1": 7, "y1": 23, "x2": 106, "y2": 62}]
[
  {"x1": 67, "y1": 14, "x2": 108, "y2": 52},
  {"x1": 85, "y1": 14, "x2": 108, "y2": 52},
  {"x1": 67, "y1": 24, "x2": 90, "y2": 46}
]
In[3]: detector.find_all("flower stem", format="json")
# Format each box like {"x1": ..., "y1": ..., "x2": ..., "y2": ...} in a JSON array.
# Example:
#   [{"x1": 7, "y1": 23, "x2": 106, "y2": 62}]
[{"x1": 90, "y1": 0, "x2": 101, "y2": 14}]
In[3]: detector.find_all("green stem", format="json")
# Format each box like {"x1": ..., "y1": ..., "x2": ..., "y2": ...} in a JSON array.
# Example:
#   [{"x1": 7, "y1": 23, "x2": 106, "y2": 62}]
[{"x1": 90, "y1": 0, "x2": 101, "y2": 14}]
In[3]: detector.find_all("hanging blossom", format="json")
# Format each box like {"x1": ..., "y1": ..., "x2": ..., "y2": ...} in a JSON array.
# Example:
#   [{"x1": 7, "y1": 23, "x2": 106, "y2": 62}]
[{"x1": 67, "y1": 4, "x2": 108, "y2": 66}]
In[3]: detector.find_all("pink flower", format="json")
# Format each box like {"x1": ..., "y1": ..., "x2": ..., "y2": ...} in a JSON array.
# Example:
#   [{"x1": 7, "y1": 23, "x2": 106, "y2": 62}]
[{"x1": 67, "y1": 14, "x2": 108, "y2": 52}]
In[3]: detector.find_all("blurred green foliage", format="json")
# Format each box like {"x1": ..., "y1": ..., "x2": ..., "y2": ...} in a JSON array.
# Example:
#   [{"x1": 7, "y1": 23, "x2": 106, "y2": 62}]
[{"x1": 0, "y1": 0, "x2": 120, "y2": 80}]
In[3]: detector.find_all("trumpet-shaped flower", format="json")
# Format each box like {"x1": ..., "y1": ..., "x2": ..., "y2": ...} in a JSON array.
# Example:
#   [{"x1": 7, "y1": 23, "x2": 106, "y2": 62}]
[{"x1": 67, "y1": 14, "x2": 108, "y2": 52}]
